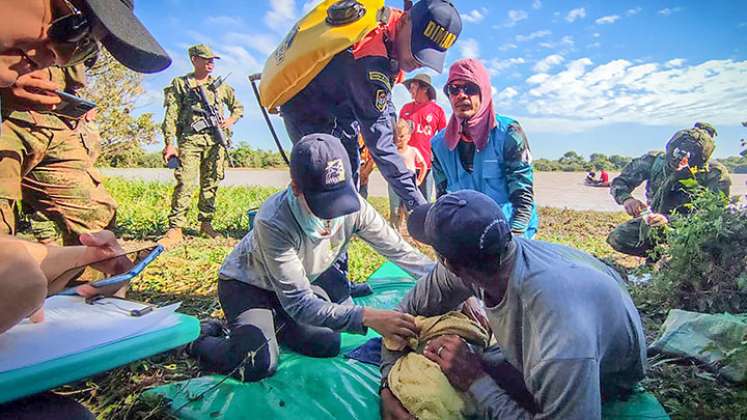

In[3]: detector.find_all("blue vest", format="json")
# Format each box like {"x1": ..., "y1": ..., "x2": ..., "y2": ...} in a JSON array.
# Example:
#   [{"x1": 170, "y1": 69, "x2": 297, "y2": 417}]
[{"x1": 431, "y1": 115, "x2": 539, "y2": 238}]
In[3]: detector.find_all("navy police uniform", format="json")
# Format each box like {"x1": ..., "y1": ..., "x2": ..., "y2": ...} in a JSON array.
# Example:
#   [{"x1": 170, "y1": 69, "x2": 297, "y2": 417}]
[{"x1": 280, "y1": 9, "x2": 426, "y2": 209}]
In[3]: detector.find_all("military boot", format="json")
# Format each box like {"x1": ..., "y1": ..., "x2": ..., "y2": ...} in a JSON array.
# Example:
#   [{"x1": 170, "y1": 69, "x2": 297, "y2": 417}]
[
  {"x1": 200, "y1": 221, "x2": 221, "y2": 239},
  {"x1": 158, "y1": 227, "x2": 183, "y2": 249}
]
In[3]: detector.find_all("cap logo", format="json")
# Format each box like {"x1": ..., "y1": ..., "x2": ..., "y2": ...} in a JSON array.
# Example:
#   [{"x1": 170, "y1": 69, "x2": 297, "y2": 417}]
[
  {"x1": 423, "y1": 21, "x2": 457, "y2": 49},
  {"x1": 479, "y1": 218, "x2": 507, "y2": 252},
  {"x1": 325, "y1": 159, "x2": 346, "y2": 185}
]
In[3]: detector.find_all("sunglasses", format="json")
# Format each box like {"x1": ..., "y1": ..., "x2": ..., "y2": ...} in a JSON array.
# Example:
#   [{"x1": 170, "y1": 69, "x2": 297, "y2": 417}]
[
  {"x1": 446, "y1": 83, "x2": 480, "y2": 97},
  {"x1": 48, "y1": 0, "x2": 100, "y2": 66}
]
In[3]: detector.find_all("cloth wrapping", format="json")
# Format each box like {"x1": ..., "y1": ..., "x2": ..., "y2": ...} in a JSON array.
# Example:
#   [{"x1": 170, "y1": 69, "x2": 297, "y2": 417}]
[
  {"x1": 384, "y1": 311, "x2": 489, "y2": 420},
  {"x1": 651, "y1": 309, "x2": 747, "y2": 383}
]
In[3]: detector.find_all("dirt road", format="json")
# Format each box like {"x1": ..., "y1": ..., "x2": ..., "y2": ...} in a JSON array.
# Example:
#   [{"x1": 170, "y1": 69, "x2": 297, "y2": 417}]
[{"x1": 101, "y1": 168, "x2": 747, "y2": 212}]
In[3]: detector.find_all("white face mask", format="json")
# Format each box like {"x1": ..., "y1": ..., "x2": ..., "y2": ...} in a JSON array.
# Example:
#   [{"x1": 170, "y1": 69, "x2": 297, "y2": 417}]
[{"x1": 287, "y1": 188, "x2": 344, "y2": 240}]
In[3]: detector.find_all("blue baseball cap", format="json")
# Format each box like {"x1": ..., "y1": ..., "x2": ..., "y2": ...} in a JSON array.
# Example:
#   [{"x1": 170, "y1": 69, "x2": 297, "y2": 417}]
[
  {"x1": 409, "y1": 0, "x2": 462, "y2": 73},
  {"x1": 407, "y1": 191, "x2": 512, "y2": 261},
  {"x1": 290, "y1": 134, "x2": 361, "y2": 219}
]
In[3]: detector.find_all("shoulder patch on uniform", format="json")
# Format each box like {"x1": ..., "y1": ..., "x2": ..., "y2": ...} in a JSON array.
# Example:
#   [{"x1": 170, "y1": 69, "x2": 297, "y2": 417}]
[
  {"x1": 375, "y1": 89, "x2": 387, "y2": 112},
  {"x1": 368, "y1": 71, "x2": 392, "y2": 91}
]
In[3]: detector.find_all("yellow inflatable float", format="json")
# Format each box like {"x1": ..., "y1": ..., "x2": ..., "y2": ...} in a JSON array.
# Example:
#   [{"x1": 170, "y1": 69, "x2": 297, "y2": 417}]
[{"x1": 258, "y1": 0, "x2": 386, "y2": 110}]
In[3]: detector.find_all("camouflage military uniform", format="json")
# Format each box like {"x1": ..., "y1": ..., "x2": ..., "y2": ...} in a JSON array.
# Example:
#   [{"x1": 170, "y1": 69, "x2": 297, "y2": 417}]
[
  {"x1": 607, "y1": 127, "x2": 731, "y2": 257},
  {"x1": 0, "y1": 65, "x2": 117, "y2": 245},
  {"x1": 162, "y1": 51, "x2": 244, "y2": 229}
]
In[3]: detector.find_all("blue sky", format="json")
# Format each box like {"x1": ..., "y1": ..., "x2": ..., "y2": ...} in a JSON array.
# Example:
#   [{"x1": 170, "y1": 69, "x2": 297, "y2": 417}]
[{"x1": 132, "y1": 0, "x2": 747, "y2": 159}]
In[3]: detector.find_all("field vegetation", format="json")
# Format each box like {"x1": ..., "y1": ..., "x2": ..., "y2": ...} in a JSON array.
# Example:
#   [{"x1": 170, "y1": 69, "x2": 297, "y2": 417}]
[{"x1": 25, "y1": 177, "x2": 746, "y2": 419}]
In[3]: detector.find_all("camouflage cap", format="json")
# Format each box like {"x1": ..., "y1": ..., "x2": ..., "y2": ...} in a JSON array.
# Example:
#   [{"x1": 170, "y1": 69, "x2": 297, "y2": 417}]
[
  {"x1": 693, "y1": 122, "x2": 717, "y2": 138},
  {"x1": 188, "y1": 44, "x2": 220, "y2": 59},
  {"x1": 666, "y1": 128, "x2": 715, "y2": 167}
]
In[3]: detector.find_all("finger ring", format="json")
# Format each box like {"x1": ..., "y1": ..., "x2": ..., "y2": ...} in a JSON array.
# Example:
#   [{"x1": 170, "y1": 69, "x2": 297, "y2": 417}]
[{"x1": 437, "y1": 345, "x2": 445, "y2": 357}]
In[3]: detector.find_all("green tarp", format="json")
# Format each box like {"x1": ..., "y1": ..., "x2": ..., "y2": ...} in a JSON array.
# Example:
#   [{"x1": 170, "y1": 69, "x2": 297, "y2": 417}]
[
  {"x1": 651, "y1": 309, "x2": 747, "y2": 383},
  {"x1": 148, "y1": 262, "x2": 668, "y2": 419}
]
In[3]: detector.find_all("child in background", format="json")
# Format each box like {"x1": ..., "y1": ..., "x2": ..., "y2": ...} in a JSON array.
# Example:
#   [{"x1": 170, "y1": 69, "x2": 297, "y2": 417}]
[{"x1": 389, "y1": 119, "x2": 427, "y2": 230}]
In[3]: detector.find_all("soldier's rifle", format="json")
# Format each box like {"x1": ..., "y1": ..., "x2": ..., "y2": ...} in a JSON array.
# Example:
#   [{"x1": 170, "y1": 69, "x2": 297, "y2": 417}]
[{"x1": 190, "y1": 74, "x2": 234, "y2": 166}]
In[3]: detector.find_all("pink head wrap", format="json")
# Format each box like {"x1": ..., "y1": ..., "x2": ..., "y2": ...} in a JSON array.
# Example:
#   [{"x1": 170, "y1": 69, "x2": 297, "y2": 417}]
[{"x1": 443, "y1": 58, "x2": 496, "y2": 151}]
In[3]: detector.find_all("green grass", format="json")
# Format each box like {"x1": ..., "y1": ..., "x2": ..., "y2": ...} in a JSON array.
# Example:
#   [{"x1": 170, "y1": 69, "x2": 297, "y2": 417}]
[{"x1": 39, "y1": 177, "x2": 747, "y2": 419}]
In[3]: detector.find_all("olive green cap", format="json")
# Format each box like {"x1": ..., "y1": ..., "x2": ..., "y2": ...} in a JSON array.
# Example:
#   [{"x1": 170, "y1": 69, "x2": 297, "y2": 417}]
[
  {"x1": 693, "y1": 122, "x2": 717, "y2": 138},
  {"x1": 666, "y1": 128, "x2": 715, "y2": 165},
  {"x1": 188, "y1": 44, "x2": 220, "y2": 59}
]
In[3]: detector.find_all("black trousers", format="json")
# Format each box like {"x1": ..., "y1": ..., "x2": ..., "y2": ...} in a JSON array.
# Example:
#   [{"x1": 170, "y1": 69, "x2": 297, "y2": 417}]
[{"x1": 190, "y1": 267, "x2": 352, "y2": 382}]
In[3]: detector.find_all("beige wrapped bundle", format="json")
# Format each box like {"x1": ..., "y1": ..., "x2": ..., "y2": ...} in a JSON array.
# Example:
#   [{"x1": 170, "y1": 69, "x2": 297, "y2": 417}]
[{"x1": 384, "y1": 311, "x2": 489, "y2": 420}]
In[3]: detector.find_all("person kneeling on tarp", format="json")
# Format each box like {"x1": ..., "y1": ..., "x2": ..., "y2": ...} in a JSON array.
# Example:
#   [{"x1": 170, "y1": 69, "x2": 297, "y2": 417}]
[
  {"x1": 380, "y1": 190, "x2": 647, "y2": 419},
  {"x1": 187, "y1": 133, "x2": 434, "y2": 381}
]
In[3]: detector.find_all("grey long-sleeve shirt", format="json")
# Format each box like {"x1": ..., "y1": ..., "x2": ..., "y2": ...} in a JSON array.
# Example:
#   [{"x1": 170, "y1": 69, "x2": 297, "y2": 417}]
[
  {"x1": 220, "y1": 188, "x2": 434, "y2": 334},
  {"x1": 381, "y1": 238, "x2": 646, "y2": 419}
]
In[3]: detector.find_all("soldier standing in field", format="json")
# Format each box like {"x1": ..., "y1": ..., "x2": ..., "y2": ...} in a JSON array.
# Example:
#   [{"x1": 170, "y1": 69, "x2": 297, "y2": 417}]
[
  {"x1": 159, "y1": 44, "x2": 244, "y2": 248},
  {"x1": 0, "y1": 64, "x2": 117, "y2": 245},
  {"x1": 607, "y1": 123, "x2": 731, "y2": 257}
]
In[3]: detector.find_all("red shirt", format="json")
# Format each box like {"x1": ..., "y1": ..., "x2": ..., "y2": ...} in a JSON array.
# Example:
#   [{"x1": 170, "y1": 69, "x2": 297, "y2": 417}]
[
  {"x1": 600, "y1": 170, "x2": 609, "y2": 183},
  {"x1": 399, "y1": 101, "x2": 447, "y2": 169}
]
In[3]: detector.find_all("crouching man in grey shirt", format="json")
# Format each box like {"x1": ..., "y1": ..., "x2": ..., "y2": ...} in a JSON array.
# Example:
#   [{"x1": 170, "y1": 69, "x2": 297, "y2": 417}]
[
  {"x1": 380, "y1": 190, "x2": 646, "y2": 419},
  {"x1": 188, "y1": 134, "x2": 434, "y2": 381}
]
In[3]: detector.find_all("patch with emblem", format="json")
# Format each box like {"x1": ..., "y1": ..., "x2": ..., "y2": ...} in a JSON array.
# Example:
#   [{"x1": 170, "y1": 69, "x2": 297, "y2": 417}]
[
  {"x1": 368, "y1": 71, "x2": 392, "y2": 91},
  {"x1": 325, "y1": 159, "x2": 345, "y2": 185},
  {"x1": 375, "y1": 89, "x2": 387, "y2": 112}
]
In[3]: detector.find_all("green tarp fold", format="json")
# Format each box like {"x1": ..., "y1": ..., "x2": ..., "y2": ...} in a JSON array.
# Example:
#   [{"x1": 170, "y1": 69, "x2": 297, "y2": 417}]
[{"x1": 651, "y1": 309, "x2": 747, "y2": 383}]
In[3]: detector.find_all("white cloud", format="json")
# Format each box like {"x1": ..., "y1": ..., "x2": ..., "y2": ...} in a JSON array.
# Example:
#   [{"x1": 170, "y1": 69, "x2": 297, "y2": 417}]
[
  {"x1": 185, "y1": 30, "x2": 215, "y2": 45},
  {"x1": 205, "y1": 16, "x2": 245, "y2": 27},
  {"x1": 538, "y1": 35, "x2": 574, "y2": 50},
  {"x1": 658, "y1": 7, "x2": 682, "y2": 16},
  {"x1": 565, "y1": 8, "x2": 586, "y2": 23},
  {"x1": 516, "y1": 30, "x2": 551, "y2": 42},
  {"x1": 461, "y1": 7, "x2": 488, "y2": 23},
  {"x1": 264, "y1": 0, "x2": 296, "y2": 33},
  {"x1": 499, "y1": 43, "x2": 518, "y2": 51},
  {"x1": 532, "y1": 0, "x2": 542, "y2": 10},
  {"x1": 224, "y1": 32, "x2": 278, "y2": 56},
  {"x1": 497, "y1": 87, "x2": 519, "y2": 100},
  {"x1": 460, "y1": 38, "x2": 480, "y2": 58},
  {"x1": 504, "y1": 9, "x2": 528, "y2": 27},
  {"x1": 533, "y1": 54, "x2": 564, "y2": 72},
  {"x1": 517, "y1": 58, "x2": 747, "y2": 132},
  {"x1": 666, "y1": 58, "x2": 685, "y2": 68},
  {"x1": 487, "y1": 57, "x2": 526, "y2": 75},
  {"x1": 495, "y1": 87, "x2": 520, "y2": 106},
  {"x1": 626, "y1": 7, "x2": 642, "y2": 16},
  {"x1": 301, "y1": 0, "x2": 321, "y2": 14},
  {"x1": 595, "y1": 15, "x2": 620, "y2": 25},
  {"x1": 516, "y1": 117, "x2": 607, "y2": 134},
  {"x1": 587, "y1": 42, "x2": 602, "y2": 49},
  {"x1": 215, "y1": 45, "x2": 263, "y2": 75}
]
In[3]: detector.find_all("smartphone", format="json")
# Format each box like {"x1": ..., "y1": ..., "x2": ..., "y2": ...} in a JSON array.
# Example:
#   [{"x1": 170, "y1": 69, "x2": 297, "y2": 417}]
[
  {"x1": 57, "y1": 245, "x2": 164, "y2": 296},
  {"x1": 53, "y1": 90, "x2": 96, "y2": 119}
]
